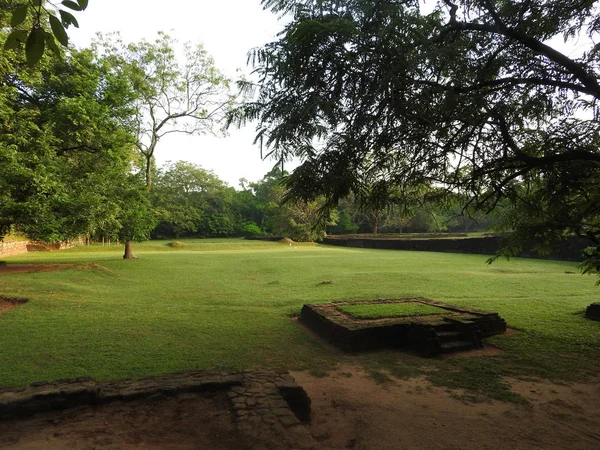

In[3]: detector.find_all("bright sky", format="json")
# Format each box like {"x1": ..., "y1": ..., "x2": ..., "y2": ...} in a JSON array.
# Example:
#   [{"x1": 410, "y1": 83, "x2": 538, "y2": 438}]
[{"x1": 69, "y1": 0, "x2": 288, "y2": 188}]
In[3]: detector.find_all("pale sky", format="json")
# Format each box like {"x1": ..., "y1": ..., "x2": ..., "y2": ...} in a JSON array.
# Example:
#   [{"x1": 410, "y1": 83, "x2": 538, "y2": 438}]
[{"x1": 69, "y1": 0, "x2": 289, "y2": 188}]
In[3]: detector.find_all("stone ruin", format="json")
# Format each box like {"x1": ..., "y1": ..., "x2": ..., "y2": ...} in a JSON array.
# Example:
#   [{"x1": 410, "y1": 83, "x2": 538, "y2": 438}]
[
  {"x1": 300, "y1": 298, "x2": 507, "y2": 356},
  {"x1": 585, "y1": 303, "x2": 600, "y2": 321}
]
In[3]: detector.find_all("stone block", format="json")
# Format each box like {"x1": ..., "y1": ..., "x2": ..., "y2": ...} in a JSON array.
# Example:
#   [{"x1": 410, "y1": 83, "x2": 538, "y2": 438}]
[{"x1": 585, "y1": 303, "x2": 600, "y2": 321}]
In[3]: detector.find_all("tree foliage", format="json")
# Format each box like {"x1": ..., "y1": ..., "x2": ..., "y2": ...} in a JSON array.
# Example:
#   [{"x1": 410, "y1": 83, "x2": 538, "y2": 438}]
[
  {"x1": 0, "y1": 36, "x2": 135, "y2": 238},
  {"x1": 234, "y1": 0, "x2": 600, "y2": 275},
  {"x1": 151, "y1": 161, "x2": 239, "y2": 238},
  {"x1": 2, "y1": 0, "x2": 88, "y2": 66},
  {"x1": 246, "y1": 168, "x2": 337, "y2": 241},
  {"x1": 0, "y1": 27, "x2": 156, "y2": 258},
  {"x1": 94, "y1": 33, "x2": 234, "y2": 190}
]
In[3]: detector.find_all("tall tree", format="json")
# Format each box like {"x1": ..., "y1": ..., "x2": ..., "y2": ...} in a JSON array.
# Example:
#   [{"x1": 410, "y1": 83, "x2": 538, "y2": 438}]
[
  {"x1": 96, "y1": 33, "x2": 234, "y2": 190},
  {"x1": 234, "y1": 0, "x2": 600, "y2": 278},
  {"x1": 0, "y1": 29, "x2": 153, "y2": 259}
]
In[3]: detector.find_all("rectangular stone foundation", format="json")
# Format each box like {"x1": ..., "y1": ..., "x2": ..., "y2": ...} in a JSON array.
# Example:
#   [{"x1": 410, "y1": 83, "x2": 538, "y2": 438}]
[{"x1": 300, "y1": 298, "x2": 506, "y2": 353}]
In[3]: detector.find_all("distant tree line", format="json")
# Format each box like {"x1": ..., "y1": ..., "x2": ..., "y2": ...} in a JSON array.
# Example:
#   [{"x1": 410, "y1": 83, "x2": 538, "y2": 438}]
[{"x1": 145, "y1": 163, "x2": 499, "y2": 241}]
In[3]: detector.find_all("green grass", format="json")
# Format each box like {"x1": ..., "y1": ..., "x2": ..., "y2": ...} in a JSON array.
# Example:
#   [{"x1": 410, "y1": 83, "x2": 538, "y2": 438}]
[
  {"x1": 337, "y1": 302, "x2": 447, "y2": 319},
  {"x1": 1, "y1": 238, "x2": 599, "y2": 402}
]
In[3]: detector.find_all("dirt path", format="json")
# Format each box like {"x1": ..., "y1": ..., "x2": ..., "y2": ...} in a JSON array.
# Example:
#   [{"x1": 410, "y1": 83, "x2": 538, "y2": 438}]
[
  {"x1": 292, "y1": 366, "x2": 600, "y2": 450},
  {"x1": 0, "y1": 368, "x2": 598, "y2": 449},
  {"x1": 0, "y1": 264, "x2": 75, "y2": 275}
]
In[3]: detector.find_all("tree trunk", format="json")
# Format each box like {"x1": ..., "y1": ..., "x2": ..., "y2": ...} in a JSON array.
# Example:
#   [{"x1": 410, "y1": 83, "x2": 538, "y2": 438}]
[
  {"x1": 123, "y1": 241, "x2": 137, "y2": 259},
  {"x1": 371, "y1": 218, "x2": 378, "y2": 234},
  {"x1": 145, "y1": 154, "x2": 152, "y2": 191}
]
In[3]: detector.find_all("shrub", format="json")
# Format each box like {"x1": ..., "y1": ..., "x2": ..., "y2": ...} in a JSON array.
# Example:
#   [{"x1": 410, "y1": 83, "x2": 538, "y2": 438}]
[{"x1": 243, "y1": 222, "x2": 262, "y2": 236}]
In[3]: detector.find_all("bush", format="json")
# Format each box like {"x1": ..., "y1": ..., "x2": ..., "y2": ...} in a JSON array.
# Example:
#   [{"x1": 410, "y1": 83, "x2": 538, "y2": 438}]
[
  {"x1": 167, "y1": 241, "x2": 185, "y2": 248},
  {"x1": 242, "y1": 222, "x2": 262, "y2": 236}
]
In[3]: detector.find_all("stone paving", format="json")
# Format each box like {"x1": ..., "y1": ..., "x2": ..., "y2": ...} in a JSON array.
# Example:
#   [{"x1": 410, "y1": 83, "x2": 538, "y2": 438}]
[
  {"x1": 230, "y1": 370, "x2": 318, "y2": 450},
  {"x1": 0, "y1": 369, "x2": 321, "y2": 449}
]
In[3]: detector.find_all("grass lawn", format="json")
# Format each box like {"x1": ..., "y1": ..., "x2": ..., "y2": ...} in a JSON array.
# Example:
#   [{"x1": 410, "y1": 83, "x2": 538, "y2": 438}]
[
  {"x1": 336, "y1": 302, "x2": 448, "y2": 319},
  {"x1": 1, "y1": 238, "x2": 599, "y2": 402}
]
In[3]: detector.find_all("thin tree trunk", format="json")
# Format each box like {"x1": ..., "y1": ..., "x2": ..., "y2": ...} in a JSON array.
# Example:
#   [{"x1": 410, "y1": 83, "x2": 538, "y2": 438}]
[
  {"x1": 123, "y1": 241, "x2": 136, "y2": 259},
  {"x1": 145, "y1": 154, "x2": 152, "y2": 191},
  {"x1": 371, "y1": 218, "x2": 378, "y2": 234}
]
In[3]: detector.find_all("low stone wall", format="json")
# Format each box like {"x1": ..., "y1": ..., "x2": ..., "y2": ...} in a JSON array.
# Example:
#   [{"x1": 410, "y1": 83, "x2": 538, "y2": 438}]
[
  {"x1": 322, "y1": 236, "x2": 591, "y2": 262},
  {"x1": 300, "y1": 299, "x2": 506, "y2": 353},
  {"x1": 0, "y1": 241, "x2": 73, "y2": 258},
  {"x1": 0, "y1": 242, "x2": 28, "y2": 258},
  {"x1": 26, "y1": 241, "x2": 73, "y2": 252},
  {"x1": 0, "y1": 370, "x2": 241, "y2": 419}
]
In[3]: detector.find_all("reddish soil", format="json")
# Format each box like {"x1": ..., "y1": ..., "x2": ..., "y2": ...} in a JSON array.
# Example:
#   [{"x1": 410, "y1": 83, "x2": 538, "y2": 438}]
[
  {"x1": 0, "y1": 369, "x2": 598, "y2": 449},
  {"x1": 293, "y1": 366, "x2": 600, "y2": 450},
  {"x1": 0, "y1": 263, "x2": 75, "y2": 275},
  {"x1": 0, "y1": 298, "x2": 27, "y2": 315}
]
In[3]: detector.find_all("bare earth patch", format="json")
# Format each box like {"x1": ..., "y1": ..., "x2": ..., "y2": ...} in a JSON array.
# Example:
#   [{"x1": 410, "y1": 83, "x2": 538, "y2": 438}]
[
  {"x1": 0, "y1": 264, "x2": 75, "y2": 275},
  {"x1": 291, "y1": 366, "x2": 600, "y2": 450},
  {"x1": 0, "y1": 298, "x2": 27, "y2": 315},
  {"x1": 0, "y1": 392, "x2": 257, "y2": 450},
  {"x1": 0, "y1": 368, "x2": 599, "y2": 449}
]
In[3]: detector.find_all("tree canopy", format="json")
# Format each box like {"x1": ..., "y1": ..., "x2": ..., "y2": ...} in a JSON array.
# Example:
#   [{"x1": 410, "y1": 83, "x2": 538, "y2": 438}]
[
  {"x1": 151, "y1": 161, "x2": 239, "y2": 238},
  {"x1": 232, "y1": 0, "x2": 600, "y2": 274},
  {"x1": 0, "y1": 21, "x2": 156, "y2": 258},
  {"x1": 94, "y1": 33, "x2": 234, "y2": 190}
]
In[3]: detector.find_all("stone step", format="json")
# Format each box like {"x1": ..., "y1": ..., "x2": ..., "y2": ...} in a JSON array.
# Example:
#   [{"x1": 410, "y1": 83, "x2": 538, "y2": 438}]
[
  {"x1": 440, "y1": 340, "x2": 475, "y2": 353},
  {"x1": 433, "y1": 323, "x2": 460, "y2": 332},
  {"x1": 436, "y1": 331, "x2": 463, "y2": 342}
]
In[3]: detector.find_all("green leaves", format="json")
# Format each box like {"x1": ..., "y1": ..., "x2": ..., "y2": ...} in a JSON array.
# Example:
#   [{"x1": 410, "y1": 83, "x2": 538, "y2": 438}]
[
  {"x1": 3, "y1": 30, "x2": 28, "y2": 51},
  {"x1": 49, "y1": 15, "x2": 69, "y2": 46},
  {"x1": 3, "y1": 0, "x2": 89, "y2": 65},
  {"x1": 10, "y1": 4, "x2": 28, "y2": 27},
  {"x1": 45, "y1": 32, "x2": 62, "y2": 58},
  {"x1": 0, "y1": 44, "x2": 149, "y2": 244},
  {"x1": 61, "y1": 0, "x2": 84, "y2": 11},
  {"x1": 246, "y1": 0, "x2": 600, "y2": 279},
  {"x1": 59, "y1": 10, "x2": 79, "y2": 28},
  {"x1": 25, "y1": 28, "x2": 46, "y2": 66}
]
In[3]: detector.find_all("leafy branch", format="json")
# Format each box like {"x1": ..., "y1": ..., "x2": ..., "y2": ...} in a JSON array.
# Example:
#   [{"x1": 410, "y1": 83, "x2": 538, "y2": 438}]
[{"x1": 3, "y1": 0, "x2": 88, "y2": 65}]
